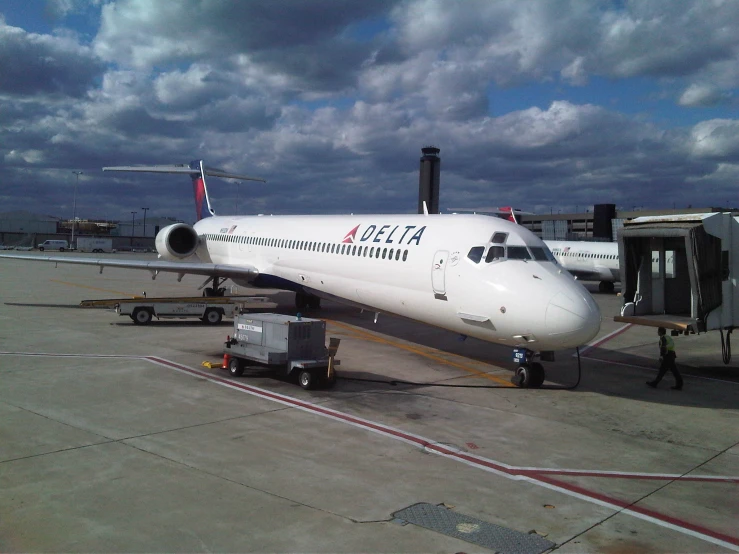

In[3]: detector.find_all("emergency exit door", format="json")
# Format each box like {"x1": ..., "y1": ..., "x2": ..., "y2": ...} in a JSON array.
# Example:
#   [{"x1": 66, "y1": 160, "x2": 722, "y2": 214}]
[{"x1": 431, "y1": 250, "x2": 449, "y2": 296}]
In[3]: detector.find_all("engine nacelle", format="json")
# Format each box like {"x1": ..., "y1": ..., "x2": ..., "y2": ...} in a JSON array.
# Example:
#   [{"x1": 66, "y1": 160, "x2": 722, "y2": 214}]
[{"x1": 155, "y1": 223, "x2": 199, "y2": 261}]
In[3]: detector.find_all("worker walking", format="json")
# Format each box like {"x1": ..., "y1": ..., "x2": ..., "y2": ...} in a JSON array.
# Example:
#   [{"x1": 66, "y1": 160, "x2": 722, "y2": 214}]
[{"x1": 647, "y1": 327, "x2": 683, "y2": 390}]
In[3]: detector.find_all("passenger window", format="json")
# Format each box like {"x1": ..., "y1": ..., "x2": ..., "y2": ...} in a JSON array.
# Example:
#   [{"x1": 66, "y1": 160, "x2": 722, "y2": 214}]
[
  {"x1": 467, "y1": 246, "x2": 484, "y2": 263},
  {"x1": 370, "y1": 247, "x2": 375, "y2": 257},
  {"x1": 491, "y1": 232, "x2": 508, "y2": 244},
  {"x1": 389, "y1": 248, "x2": 394, "y2": 260},
  {"x1": 507, "y1": 246, "x2": 532, "y2": 260},
  {"x1": 485, "y1": 246, "x2": 505, "y2": 263},
  {"x1": 403, "y1": 250, "x2": 408, "y2": 261},
  {"x1": 382, "y1": 248, "x2": 387, "y2": 259}
]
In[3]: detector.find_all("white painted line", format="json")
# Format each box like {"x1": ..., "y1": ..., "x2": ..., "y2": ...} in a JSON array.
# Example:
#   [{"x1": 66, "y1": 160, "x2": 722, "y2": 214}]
[{"x1": 2, "y1": 350, "x2": 737, "y2": 551}]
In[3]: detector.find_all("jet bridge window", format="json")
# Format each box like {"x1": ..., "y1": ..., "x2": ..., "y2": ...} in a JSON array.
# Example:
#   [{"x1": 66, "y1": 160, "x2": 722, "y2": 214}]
[
  {"x1": 467, "y1": 246, "x2": 484, "y2": 263},
  {"x1": 507, "y1": 246, "x2": 532, "y2": 260}
]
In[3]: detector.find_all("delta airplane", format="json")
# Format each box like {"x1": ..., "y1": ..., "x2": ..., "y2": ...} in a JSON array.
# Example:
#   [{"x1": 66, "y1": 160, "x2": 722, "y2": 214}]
[
  {"x1": 0, "y1": 161, "x2": 601, "y2": 387},
  {"x1": 545, "y1": 241, "x2": 620, "y2": 293}
]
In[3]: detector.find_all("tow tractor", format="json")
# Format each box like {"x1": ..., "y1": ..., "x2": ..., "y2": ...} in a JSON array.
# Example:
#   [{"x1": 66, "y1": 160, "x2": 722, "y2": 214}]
[{"x1": 222, "y1": 313, "x2": 340, "y2": 390}]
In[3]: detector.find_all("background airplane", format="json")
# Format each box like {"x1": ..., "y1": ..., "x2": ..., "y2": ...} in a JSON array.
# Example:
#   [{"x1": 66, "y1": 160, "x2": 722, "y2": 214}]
[{"x1": 0, "y1": 161, "x2": 601, "y2": 387}]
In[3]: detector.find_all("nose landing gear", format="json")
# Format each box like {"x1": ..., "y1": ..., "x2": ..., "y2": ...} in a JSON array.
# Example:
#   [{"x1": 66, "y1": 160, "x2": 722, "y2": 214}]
[{"x1": 511, "y1": 348, "x2": 548, "y2": 388}]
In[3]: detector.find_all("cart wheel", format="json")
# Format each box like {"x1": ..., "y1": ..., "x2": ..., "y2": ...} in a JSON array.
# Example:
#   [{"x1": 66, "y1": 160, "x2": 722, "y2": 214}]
[
  {"x1": 202, "y1": 308, "x2": 222, "y2": 325},
  {"x1": 132, "y1": 307, "x2": 152, "y2": 325},
  {"x1": 298, "y1": 369, "x2": 315, "y2": 390},
  {"x1": 323, "y1": 374, "x2": 337, "y2": 389},
  {"x1": 228, "y1": 357, "x2": 244, "y2": 377}
]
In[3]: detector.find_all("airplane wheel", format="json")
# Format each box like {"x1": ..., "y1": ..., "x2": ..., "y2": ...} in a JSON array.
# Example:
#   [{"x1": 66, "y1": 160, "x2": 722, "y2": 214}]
[
  {"x1": 298, "y1": 369, "x2": 315, "y2": 390},
  {"x1": 295, "y1": 293, "x2": 309, "y2": 311},
  {"x1": 512, "y1": 365, "x2": 531, "y2": 388},
  {"x1": 202, "y1": 308, "x2": 222, "y2": 325},
  {"x1": 530, "y1": 362, "x2": 545, "y2": 388},
  {"x1": 132, "y1": 308, "x2": 152, "y2": 325},
  {"x1": 228, "y1": 357, "x2": 244, "y2": 377}
]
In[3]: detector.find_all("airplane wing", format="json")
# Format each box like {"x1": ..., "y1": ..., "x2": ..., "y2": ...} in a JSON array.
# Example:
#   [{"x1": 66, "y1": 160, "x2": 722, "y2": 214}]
[{"x1": 0, "y1": 253, "x2": 259, "y2": 280}]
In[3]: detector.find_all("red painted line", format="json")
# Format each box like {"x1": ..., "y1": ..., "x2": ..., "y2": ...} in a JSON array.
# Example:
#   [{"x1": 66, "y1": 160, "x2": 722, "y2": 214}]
[
  {"x1": 578, "y1": 323, "x2": 633, "y2": 356},
  {"x1": 516, "y1": 469, "x2": 739, "y2": 484},
  {"x1": 3, "y1": 351, "x2": 738, "y2": 550},
  {"x1": 535, "y1": 474, "x2": 739, "y2": 547}
]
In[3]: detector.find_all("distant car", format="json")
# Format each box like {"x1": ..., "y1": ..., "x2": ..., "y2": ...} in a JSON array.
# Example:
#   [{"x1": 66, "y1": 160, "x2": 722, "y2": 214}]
[
  {"x1": 0, "y1": 245, "x2": 14, "y2": 250},
  {"x1": 37, "y1": 240, "x2": 70, "y2": 252}
]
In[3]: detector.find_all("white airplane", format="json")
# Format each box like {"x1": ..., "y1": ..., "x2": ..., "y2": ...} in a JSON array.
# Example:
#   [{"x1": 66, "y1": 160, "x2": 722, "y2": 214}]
[
  {"x1": 0, "y1": 160, "x2": 601, "y2": 387},
  {"x1": 544, "y1": 240, "x2": 620, "y2": 293}
]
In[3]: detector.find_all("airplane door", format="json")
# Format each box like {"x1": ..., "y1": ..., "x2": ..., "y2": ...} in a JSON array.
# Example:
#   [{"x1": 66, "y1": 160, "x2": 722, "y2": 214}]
[{"x1": 431, "y1": 250, "x2": 449, "y2": 296}]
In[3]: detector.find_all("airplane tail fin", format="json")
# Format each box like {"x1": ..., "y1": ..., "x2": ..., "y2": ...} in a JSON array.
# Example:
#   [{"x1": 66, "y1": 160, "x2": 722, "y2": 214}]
[
  {"x1": 499, "y1": 206, "x2": 518, "y2": 224},
  {"x1": 103, "y1": 160, "x2": 266, "y2": 221}
]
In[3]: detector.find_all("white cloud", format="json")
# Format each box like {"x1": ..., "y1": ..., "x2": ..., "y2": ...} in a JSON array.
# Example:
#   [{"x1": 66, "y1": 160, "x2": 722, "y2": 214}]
[
  {"x1": 691, "y1": 119, "x2": 739, "y2": 160},
  {"x1": 679, "y1": 84, "x2": 730, "y2": 107}
]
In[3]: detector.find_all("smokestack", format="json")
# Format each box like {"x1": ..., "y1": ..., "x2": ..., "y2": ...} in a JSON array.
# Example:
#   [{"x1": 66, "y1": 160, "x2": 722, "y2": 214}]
[{"x1": 418, "y1": 146, "x2": 440, "y2": 214}]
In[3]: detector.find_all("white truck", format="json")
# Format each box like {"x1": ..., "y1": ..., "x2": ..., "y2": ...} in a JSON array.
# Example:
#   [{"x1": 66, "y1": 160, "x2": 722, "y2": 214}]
[{"x1": 76, "y1": 237, "x2": 115, "y2": 253}]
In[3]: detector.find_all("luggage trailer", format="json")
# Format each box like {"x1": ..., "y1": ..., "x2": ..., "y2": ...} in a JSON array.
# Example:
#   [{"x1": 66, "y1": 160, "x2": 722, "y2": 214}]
[{"x1": 224, "y1": 313, "x2": 340, "y2": 390}]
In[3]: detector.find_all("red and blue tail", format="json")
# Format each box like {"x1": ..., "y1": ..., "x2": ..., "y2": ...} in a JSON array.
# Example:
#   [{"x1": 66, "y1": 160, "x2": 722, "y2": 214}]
[
  {"x1": 189, "y1": 160, "x2": 214, "y2": 221},
  {"x1": 103, "y1": 160, "x2": 266, "y2": 222}
]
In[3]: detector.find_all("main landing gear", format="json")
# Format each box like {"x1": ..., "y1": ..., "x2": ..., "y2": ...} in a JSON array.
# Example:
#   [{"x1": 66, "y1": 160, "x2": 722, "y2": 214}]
[
  {"x1": 201, "y1": 276, "x2": 227, "y2": 297},
  {"x1": 598, "y1": 281, "x2": 615, "y2": 293},
  {"x1": 295, "y1": 292, "x2": 321, "y2": 311},
  {"x1": 511, "y1": 348, "x2": 552, "y2": 388}
]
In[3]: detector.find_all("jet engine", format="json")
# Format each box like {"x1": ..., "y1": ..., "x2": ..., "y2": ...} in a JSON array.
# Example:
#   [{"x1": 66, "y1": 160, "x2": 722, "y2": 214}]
[{"x1": 155, "y1": 223, "x2": 199, "y2": 261}]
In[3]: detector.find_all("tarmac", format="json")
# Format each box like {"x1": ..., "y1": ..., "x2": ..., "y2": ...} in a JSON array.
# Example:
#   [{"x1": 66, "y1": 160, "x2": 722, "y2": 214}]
[{"x1": 0, "y1": 252, "x2": 737, "y2": 553}]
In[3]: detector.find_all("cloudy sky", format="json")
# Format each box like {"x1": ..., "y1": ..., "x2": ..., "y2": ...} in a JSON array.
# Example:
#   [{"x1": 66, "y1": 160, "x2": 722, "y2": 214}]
[{"x1": 1, "y1": 0, "x2": 738, "y2": 224}]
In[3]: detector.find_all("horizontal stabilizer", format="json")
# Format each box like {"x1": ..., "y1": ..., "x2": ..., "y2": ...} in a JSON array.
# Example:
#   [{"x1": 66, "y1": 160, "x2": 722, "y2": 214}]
[{"x1": 103, "y1": 164, "x2": 266, "y2": 182}]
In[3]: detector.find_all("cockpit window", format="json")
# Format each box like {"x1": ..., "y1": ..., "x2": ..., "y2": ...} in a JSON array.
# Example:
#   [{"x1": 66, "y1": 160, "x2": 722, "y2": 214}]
[
  {"x1": 530, "y1": 246, "x2": 553, "y2": 261},
  {"x1": 485, "y1": 246, "x2": 505, "y2": 263},
  {"x1": 491, "y1": 232, "x2": 508, "y2": 244},
  {"x1": 507, "y1": 246, "x2": 532, "y2": 260},
  {"x1": 467, "y1": 246, "x2": 484, "y2": 263}
]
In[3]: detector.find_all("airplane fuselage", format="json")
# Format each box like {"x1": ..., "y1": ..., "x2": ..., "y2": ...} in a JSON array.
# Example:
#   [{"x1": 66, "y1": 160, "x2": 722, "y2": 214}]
[{"x1": 193, "y1": 214, "x2": 601, "y2": 351}]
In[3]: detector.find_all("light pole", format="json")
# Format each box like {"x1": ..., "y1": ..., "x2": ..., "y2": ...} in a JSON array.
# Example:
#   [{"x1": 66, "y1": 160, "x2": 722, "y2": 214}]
[
  {"x1": 130, "y1": 211, "x2": 137, "y2": 247},
  {"x1": 141, "y1": 207, "x2": 149, "y2": 238},
  {"x1": 71, "y1": 171, "x2": 83, "y2": 246}
]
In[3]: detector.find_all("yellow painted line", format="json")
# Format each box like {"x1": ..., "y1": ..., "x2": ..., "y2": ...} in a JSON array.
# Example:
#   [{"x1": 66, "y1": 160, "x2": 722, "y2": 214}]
[
  {"x1": 49, "y1": 279, "x2": 143, "y2": 298},
  {"x1": 325, "y1": 319, "x2": 513, "y2": 386}
]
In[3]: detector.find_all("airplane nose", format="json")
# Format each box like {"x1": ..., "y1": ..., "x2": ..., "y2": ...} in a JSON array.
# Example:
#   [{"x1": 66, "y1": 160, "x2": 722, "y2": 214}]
[{"x1": 545, "y1": 291, "x2": 601, "y2": 346}]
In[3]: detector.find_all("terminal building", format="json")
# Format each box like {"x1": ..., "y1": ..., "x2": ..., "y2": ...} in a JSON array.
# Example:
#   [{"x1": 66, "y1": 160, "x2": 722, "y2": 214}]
[{"x1": 517, "y1": 206, "x2": 739, "y2": 242}]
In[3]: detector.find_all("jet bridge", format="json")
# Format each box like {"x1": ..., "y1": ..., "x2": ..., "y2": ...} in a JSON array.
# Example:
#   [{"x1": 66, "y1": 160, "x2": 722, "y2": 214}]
[{"x1": 615, "y1": 213, "x2": 736, "y2": 339}]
